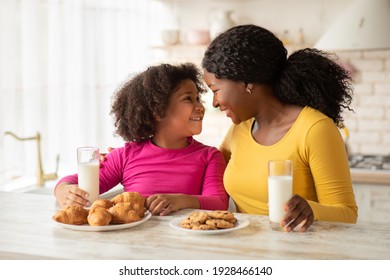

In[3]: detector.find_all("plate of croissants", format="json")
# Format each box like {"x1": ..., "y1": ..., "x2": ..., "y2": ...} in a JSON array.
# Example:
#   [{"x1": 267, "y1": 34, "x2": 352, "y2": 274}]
[{"x1": 52, "y1": 192, "x2": 151, "y2": 232}]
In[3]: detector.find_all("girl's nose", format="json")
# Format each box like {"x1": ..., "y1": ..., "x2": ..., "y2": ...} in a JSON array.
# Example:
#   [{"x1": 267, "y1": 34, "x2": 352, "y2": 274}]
[{"x1": 196, "y1": 102, "x2": 205, "y2": 113}]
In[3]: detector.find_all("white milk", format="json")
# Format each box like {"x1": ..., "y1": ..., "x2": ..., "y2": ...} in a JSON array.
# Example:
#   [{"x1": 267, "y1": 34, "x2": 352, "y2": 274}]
[
  {"x1": 77, "y1": 161, "x2": 99, "y2": 203},
  {"x1": 268, "y1": 175, "x2": 293, "y2": 223}
]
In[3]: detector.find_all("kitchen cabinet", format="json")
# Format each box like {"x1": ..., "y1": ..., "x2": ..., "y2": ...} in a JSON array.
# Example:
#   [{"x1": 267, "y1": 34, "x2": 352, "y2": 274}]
[{"x1": 353, "y1": 182, "x2": 390, "y2": 224}]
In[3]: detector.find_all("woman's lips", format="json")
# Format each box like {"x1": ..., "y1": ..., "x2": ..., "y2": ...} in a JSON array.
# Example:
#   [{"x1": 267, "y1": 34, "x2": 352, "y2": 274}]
[{"x1": 190, "y1": 117, "x2": 203, "y2": 121}]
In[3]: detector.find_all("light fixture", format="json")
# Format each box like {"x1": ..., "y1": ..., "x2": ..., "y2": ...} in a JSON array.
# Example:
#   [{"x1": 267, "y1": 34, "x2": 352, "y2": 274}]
[{"x1": 314, "y1": 0, "x2": 390, "y2": 51}]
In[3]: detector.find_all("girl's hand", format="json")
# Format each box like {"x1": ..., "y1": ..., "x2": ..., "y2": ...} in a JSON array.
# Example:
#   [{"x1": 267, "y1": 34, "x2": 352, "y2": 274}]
[
  {"x1": 54, "y1": 183, "x2": 90, "y2": 208},
  {"x1": 281, "y1": 194, "x2": 314, "y2": 232},
  {"x1": 146, "y1": 194, "x2": 200, "y2": 216}
]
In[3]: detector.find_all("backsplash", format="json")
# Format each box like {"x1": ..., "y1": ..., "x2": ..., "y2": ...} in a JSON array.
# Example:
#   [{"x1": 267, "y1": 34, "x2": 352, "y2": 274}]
[{"x1": 340, "y1": 50, "x2": 390, "y2": 155}]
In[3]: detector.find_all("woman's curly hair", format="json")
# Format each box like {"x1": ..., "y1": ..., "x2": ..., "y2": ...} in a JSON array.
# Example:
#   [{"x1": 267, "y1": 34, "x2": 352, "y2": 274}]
[
  {"x1": 111, "y1": 63, "x2": 206, "y2": 141},
  {"x1": 202, "y1": 24, "x2": 353, "y2": 127}
]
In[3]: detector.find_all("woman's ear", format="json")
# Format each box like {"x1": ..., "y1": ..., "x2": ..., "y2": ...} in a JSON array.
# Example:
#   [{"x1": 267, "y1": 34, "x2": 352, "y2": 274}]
[{"x1": 246, "y1": 83, "x2": 253, "y2": 94}]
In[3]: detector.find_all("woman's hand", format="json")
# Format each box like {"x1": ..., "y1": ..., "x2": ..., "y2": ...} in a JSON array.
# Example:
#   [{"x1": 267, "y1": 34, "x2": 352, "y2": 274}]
[
  {"x1": 281, "y1": 194, "x2": 314, "y2": 232},
  {"x1": 146, "y1": 194, "x2": 200, "y2": 216},
  {"x1": 99, "y1": 147, "x2": 114, "y2": 163},
  {"x1": 54, "y1": 182, "x2": 91, "y2": 208}
]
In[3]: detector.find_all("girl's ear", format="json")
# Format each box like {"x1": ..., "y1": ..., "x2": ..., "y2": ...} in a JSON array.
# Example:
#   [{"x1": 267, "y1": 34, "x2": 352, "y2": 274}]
[{"x1": 153, "y1": 113, "x2": 163, "y2": 121}]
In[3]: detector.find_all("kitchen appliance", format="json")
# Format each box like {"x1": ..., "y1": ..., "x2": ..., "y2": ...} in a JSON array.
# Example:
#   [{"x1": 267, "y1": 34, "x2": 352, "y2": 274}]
[{"x1": 349, "y1": 154, "x2": 390, "y2": 171}]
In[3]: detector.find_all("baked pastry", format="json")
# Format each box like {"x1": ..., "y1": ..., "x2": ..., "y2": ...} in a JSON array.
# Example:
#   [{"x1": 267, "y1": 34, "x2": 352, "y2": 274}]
[
  {"x1": 89, "y1": 199, "x2": 114, "y2": 214},
  {"x1": 180, "y1": 210, "x2": 237, "y2": 230},
  {"x1": 205, "y1": 218, "x2": 235, "y2": 229},
  {"x1": 52, "y1": 205, "x2": 89, "y2": 225},
  {"x1": 111, "y1": 192, "x2": 146, "y2": 207},
  {"x1": 87, "y1": 208, "x2": 112, "y2": 226},
  {"x1": 108, "y1": 202, "x2": 142, "y2": 224}
]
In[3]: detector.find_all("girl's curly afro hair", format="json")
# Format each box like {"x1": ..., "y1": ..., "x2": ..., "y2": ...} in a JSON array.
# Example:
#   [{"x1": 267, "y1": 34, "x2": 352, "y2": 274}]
[{"x1": 111, "y1": 63, "x2": 206, "y2": 142}]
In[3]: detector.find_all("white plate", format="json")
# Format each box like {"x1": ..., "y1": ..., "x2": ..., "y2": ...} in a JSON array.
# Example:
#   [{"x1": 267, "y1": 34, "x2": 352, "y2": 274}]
[
  {"x1": 54, "y1": 211, "x2": 151, "y2": 232},
  {"x1": 169, "y1": 215, "x2": 250, "y2": 235}
]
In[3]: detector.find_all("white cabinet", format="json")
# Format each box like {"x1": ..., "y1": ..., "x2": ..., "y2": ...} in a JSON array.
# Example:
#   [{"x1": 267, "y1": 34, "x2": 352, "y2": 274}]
[{"x1": 353, "y1": 183, "x2": 390, "y2": 224}]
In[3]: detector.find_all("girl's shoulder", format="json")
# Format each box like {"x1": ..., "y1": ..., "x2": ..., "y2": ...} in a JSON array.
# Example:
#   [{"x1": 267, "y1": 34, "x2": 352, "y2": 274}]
[{"x1": 190, "y1": 138, "x2": 223, "y2": 157}]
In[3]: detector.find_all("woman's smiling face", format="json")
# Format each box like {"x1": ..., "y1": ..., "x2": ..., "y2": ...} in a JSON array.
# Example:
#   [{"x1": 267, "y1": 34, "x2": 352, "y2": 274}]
[{"x1": 203, "y1": 70, "x2": 253, "y2": 125}]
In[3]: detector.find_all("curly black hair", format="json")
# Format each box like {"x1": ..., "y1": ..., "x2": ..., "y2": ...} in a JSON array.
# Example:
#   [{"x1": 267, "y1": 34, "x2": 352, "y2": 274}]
[
  {"x1": 111, "y1": 63, "x2": 206, "y2": 142},
  {"x1": 202, "y1": 24, "x2": 353, "y2": 127}
]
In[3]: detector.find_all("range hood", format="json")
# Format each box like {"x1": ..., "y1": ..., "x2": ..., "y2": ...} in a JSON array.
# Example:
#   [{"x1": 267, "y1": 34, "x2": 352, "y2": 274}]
[{"x1": 314, "y1": 0, "x2": 390, "y2": 51}]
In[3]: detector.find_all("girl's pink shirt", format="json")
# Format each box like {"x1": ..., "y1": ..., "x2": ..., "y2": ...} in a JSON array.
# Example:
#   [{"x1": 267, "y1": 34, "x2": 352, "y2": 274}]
[{"x1": 56, "y1": 137, "x2": 229, "y2": 210}]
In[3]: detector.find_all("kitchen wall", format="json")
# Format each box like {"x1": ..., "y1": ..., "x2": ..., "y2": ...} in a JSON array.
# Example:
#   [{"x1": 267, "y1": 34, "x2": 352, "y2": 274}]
[{"x1": 154, "y1": 0, "x2": 390, "y2": 155}]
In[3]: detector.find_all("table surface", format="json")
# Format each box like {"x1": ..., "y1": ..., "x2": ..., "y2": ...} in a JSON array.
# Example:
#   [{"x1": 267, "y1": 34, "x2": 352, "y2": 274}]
[{"x1": 1, "y1": 191, "x2": 390, "y2": 260}]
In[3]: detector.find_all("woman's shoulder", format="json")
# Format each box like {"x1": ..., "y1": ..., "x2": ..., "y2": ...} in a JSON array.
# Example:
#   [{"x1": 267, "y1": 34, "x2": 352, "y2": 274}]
[{"x1": 297, "y1": 106, "x2": 333, "y2": 127}]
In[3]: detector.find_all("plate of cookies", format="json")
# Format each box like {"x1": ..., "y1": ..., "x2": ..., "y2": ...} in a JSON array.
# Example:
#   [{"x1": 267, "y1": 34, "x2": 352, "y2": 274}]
[
  {"x1": 169, "y1": 210, "x2": 249, "y2": 234},
  {"x1": 53, "y1": 192, "x2": 151, "y2": 232}
]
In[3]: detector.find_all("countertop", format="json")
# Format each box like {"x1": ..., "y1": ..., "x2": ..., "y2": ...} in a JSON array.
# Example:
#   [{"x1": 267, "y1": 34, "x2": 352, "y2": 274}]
[
  {"x1": 1, "y1": 191, "x2": 390, "y2": 260},
  {"x1": 350, "y1": 168, "x2": 390, "y2": 185}
]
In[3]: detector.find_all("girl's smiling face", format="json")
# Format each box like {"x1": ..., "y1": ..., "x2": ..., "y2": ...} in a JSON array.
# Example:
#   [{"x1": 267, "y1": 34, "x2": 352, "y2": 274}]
[{"x1": 157, "y1": 79, "x2": 205, "y2": 138}]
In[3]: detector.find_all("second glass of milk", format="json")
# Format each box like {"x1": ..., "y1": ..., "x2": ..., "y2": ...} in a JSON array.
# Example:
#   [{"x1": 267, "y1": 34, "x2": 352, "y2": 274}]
[
  {"x1": 77, "y1": 146, "x2": 100, "y2": 204},
  {"x1": 268, "y1": 160, "x2": 293, "y2": 231}
]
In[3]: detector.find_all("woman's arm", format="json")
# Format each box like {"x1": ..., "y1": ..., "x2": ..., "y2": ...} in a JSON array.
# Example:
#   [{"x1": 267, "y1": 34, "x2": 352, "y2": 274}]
[{"x1": 305, "y1": 119, "x2": 358, "y2": 223}]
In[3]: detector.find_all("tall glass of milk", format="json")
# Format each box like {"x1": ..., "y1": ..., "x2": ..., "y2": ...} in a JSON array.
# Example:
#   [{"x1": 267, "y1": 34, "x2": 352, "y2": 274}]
[
  {"x1": 77, "y1": 146, "x2": 99, "y2": 204},
  {"x1": 268, "y1": 160, "x2": 293, "y2": 231}
]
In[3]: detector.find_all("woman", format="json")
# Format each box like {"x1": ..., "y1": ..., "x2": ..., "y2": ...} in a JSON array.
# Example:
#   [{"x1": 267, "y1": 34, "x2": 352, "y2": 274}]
[
  {"x1": 54, "y1": 63, "x2": 228, "y2": 216},
  {"x1": 202, "y1": 24, "x2": 357, "y2": 232}
]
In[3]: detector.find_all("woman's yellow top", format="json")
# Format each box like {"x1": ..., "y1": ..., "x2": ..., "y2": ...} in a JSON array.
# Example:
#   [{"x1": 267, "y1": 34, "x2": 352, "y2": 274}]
[{"x1": 220, "y1": 106, "x2": 358, "y2": 223}]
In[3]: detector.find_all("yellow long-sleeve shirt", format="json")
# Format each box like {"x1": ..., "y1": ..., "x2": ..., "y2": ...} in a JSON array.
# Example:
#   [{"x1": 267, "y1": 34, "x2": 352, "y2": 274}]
[{"x1": 220, "y1": 106, "x2": 358, "y2": 223}]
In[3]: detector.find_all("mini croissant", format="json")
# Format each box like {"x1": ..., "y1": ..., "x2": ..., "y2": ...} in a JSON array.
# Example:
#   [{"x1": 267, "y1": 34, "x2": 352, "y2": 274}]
[
  {"x1": 87, "y1": 208, "x2": 112, "y2": 226},
  {"x1": 108, "y1": 202, "x2": 143, "y2": 224},
  {"x1": 89, "y1": 199, "x2": 114, "y2": 214},
  {"x1": 111, "y1": 192, "x2": 146, "y2": 207},
  {"x1": 52, "y1": 205, "x2": 88, "y2": 225}
]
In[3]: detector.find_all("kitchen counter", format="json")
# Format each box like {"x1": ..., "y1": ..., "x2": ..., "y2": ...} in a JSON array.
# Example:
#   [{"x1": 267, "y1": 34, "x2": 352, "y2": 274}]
[
  {"x1": 1, "y1": 191, "x2": 390, "y2": 260},
  {"x1": 350, "y1": 168, "x2": 390, "y2": 185}
]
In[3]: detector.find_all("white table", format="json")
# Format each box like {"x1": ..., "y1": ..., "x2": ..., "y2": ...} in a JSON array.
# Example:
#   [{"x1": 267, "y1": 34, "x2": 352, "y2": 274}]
[{"x1": 0, "y1": 191, "x2": 389, "y2": 260}]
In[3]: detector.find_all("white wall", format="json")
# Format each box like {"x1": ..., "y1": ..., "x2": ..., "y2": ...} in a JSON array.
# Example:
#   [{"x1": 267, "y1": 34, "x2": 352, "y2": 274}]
[{"x1": 154, "y1": 0, "x2": 352, "y2": 46}]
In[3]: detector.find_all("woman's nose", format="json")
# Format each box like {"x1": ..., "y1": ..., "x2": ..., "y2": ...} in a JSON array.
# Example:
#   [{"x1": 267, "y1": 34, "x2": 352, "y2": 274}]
[{"x1": 212, "y1": 95, "x2": 219, "y2": 108}]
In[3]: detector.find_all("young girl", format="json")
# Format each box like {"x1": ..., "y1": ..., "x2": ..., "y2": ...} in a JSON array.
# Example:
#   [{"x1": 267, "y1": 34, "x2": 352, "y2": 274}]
[{"x1": 54, "y1": 63, "x2": 228, "y2": 216}]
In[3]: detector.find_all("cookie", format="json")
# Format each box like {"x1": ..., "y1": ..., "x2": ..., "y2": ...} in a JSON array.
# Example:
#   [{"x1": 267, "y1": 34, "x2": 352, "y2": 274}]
[
  {"x1": 192, "y1": 224, "x2": 218, "y2": 230},
  {"x1": 205, "y1": 218, "x2": 235, "y2": 229},
  {"x1": 208, "y1": 210, "x2": 234, "y2": 221},
  {"x1": 180, "y1": 219, "x2": 200, "y2": 229},
  {"x1": 186, "y1": 211, "x2": 209, "y2": 224},
  {"x1": 179, "y1": 210, "x2": 237, "y2": 231}
]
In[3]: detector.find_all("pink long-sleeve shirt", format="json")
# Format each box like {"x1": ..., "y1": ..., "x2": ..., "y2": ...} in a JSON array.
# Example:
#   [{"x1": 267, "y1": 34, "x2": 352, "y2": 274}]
[{"x1": 56, "y1": 137, "x2": 229, "y2": 210}]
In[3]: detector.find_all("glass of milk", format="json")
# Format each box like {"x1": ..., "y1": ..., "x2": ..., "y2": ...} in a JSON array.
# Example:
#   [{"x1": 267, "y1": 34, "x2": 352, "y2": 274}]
[
  {"x1": 77, "y1": 146, "x2": 100, "y2": 204},
  {"x1": 268, "y1": 160, "x2": 293, "y2": 231}
]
